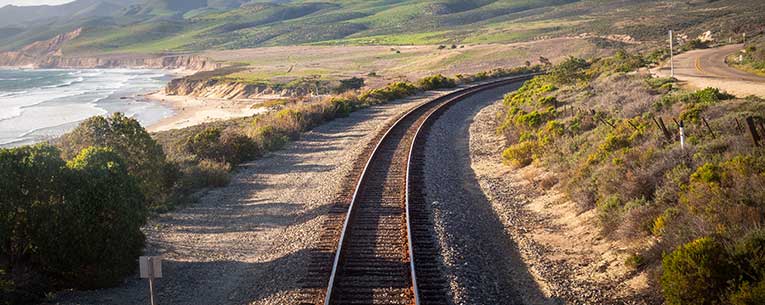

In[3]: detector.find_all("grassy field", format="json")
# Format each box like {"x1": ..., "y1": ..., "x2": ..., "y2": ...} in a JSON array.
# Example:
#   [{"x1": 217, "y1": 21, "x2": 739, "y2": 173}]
[{"x1": 195, "y1": 38, "x2": 607, "y2": 89}]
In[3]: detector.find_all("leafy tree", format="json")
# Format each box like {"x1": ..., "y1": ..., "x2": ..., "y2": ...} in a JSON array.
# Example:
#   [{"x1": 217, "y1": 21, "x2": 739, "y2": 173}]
[
  {"x1": 33, "y1": 147, "x2": 146, "y2": 288},
  {"x1": 0, "y1": 144, "x2": 65, "y2": 303},
  {"x1": 58, "y1": 113, "x2": 172, "y2": 207}
]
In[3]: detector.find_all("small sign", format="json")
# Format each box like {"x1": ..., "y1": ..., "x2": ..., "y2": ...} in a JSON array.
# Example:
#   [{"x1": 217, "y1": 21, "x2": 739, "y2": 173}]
[{"x1": 139, "y1": 256, "x2": 162, "y2": 279}]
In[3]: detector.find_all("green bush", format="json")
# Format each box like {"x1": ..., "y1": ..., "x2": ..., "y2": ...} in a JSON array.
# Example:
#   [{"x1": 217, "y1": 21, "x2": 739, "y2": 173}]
[
  {"x1": 502, "y1": 141, "x2": 538, "y2": 167},
  {"x1": 185, "y1": 127, "x2": 223, "y2": 160},
  {"x1": 417, "y1": 74, "x2": 457, "y2": 91},
  {"x1": 1, "y1": 145, "x2": 148, "y2": 301},
  {"x1": 360, "y1": 81, "x2": 418, "y2": 103},
  {"x1": 179, "y1": 159, "x2": 232, "y2": 189},
  {"x1": 251, "y1": 125, "x2": 289, "y2": 151},
  {"x1": 330, "y1": 97, "x2": 356, "y2": 117},
  {"x1": 661, "y1": 237, "x2": 735, "y2": 305},
  {"x1": 730, "y1": 280, "x2": 765, "y2": 305},
  {"x1": 732, "y1": 229, "x2": 765, "y2": 284},
  {"x1": 550, "y1": 56, "x2": 589, "y2": 84},
  {"x1": 58, "y1": 113, "x2": 172, "y2": 207},
  {"x1": 596, "y1": 195, "x2": 623, "y2": 230},
  {"x1": 589, "y1": 49, "x2": 647, "y2": 75},
  {"x1": 37, "y1": 147, "x2": 146, "y2": 288},
  {"x1": 0, "y1": 144, "x2": 65, "y2": 303}
]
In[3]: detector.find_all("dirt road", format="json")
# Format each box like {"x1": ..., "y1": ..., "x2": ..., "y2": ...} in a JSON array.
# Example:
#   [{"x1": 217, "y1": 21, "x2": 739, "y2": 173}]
[{"x1": 654, "y1": 44, "x2": 765, "y2": 97}]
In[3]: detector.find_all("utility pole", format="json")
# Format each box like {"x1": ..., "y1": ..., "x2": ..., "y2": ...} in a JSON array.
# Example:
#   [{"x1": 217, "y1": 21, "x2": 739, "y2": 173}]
[{"x1": 669, "y1": 30, "x2": 674, "y2": 78}]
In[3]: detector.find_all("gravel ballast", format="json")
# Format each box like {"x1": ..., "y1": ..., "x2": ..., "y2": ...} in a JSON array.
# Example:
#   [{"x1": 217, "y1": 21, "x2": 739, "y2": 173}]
[
  {"x1": 50, "y1": 90, "x2": 455, "y2": 305},
  {"x1": 424, "y1": 83, "x2": 551, "y2": 305}
]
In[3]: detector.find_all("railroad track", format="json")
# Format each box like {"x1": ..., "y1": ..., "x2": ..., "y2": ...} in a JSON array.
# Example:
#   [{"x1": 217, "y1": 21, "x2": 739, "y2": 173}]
[{"x1": 300, "y1": 75, "x2": 535, "y2": 305}]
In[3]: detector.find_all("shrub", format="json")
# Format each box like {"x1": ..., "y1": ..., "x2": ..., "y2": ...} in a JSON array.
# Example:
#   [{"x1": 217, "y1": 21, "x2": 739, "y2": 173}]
[
  {"x1": 652, "y1": 207, "x2": 680, "y2": 237},
  {"x1": 502, "y1": 141, "x2": 538, "y2": 167},
  {"x1": 185, "y1": 127, "x2": 223, "y2": 160},
  {"x1": 661, "y1": 237, "x2": 735, "y2": 305},
  {"x1": 417, "y1": 74, "x2": 457, "y2": 91},
  {"x1": 730, "y1": 280, "x2": 765, "y2": 305},
  {"x1": 589, "y1": 49, "x2": 647, "y2": 75},
  {"x1": 58, "y1": 113, "x2": 172, "y2": 207},
  {"x1": 335, "y1": 77, "x2": 365, "y2": 93},
  {"x1": 330, "y1": 97, "x2": 356, "y2": 117},
  {"x1": 251, "y1": 125, "x2": 289, "y2": 151},
  {"x1": 194, "y1": 159, "x2": 231, "y2": 188},
  {"x1": 550, "y1": 56, "x2": 589, "y2": 84},
  {"x1": 732, "y1": 229, "x2": 765, "y2": 284},
  {"x1": 219, "y1": 131, "x2": 259, "y2": 164},
  {"x1": 33, "y1": 147, "x2": 146, "y2": 289},
  {"x1": 597, "y1": 195, "x2": 623, "y2": 231},
  {"x1": 360, "y1": 81, "x2": 418, "y2": 103}
]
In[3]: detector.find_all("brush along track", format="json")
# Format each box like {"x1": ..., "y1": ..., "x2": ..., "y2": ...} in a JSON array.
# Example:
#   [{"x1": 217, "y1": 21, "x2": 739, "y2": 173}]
[{"x1": 299, "y1": 75, "x2": 534, "y2": 305}]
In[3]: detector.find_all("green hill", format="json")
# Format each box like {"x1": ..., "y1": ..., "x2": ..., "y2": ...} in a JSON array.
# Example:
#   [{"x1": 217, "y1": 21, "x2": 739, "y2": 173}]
[{"x1": 2, "y1": 0, "x2": 764, "y2": 55}]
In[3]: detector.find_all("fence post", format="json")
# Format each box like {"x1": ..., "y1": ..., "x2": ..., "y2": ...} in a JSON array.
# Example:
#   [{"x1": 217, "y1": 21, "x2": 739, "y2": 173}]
[
  {"x1": 702, "y1": 117, "x2": 716, "y2": 139},
  {"x1": 657, "y1": 117, "x2": 672, "y2": 141},
  {"x1": 679, "y1": 120, "x2": 686, "y2": 150},
  {"x1": 746, "y1": 116, "x2": 761, "y2": 147}
]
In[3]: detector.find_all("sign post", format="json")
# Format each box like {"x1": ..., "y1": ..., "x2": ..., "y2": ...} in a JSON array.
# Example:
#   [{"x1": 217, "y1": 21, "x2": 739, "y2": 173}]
[
  {"x1": 140, "y1": 256, "x2": 162, "y2": 305},
  {"x1": 669, "y1": 30, "x2": 674, "y2": 78}
]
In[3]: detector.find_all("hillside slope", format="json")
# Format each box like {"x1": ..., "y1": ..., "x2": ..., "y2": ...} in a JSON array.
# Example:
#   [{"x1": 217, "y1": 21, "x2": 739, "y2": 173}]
[{"x1": 2, "y1": 0, "x2": 763, "y2": 56}]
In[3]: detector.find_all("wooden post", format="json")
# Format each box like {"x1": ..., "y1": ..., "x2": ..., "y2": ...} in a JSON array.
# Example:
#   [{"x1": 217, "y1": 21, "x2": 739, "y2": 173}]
[
  {"x1": 627, "y1": 120, "x2": 640, "y2": 131},
  {"x1": 746, "y1": 116, "x2": 761, "y2": 147},
  {"x1": 702, "y1": 117, "x2": 716, "y2": 139},
  {"x1": 736, "y1": 118, "x2": 743, "y2": 133},
  {"x1": 657, "y1": 117, "x2": 672, "y2": 141}
]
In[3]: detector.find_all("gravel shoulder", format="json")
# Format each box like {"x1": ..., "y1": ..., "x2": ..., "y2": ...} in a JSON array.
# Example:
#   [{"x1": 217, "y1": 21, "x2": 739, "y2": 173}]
[
  {"x1": 466, "y1": 100, "x2": 660, "y2": 304},
  {"x1": 49, "y1": 89, "x2": 454, "y2": 305}
]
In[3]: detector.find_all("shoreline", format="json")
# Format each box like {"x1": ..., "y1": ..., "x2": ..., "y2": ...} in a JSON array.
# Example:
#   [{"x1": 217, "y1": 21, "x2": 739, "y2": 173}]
[{"x1": 144, "y1": 91, "x2": 270, "y2": 132}]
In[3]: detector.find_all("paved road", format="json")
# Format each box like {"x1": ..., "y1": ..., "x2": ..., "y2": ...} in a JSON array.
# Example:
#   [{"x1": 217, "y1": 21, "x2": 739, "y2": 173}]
[{"x1": 654, "y1": 44, "x2": 765, "y2": 97}]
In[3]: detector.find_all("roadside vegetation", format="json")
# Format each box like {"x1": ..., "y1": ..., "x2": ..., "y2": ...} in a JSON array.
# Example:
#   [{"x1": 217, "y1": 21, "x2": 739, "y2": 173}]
[
  {"x1": 730, "y1": 38, "x2": 765, "y2": 75},
  {"x1": 0, "y1": 66, "x2": 539, "y2": 304},
  {"x1": 497, "y1": 51, "x2": 765, "y2": 303}
]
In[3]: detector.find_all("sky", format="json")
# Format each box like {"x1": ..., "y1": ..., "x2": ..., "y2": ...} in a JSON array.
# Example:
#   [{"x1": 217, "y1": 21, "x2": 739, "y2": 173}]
[{"x1": 0, "y1": 0, "x2": 74, "y2": 6}]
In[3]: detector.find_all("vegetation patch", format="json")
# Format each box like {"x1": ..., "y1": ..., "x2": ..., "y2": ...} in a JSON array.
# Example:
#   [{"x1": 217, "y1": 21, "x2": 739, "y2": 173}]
[{"x1": 495, "y1": 50, "x2": 765, "y2": 302}]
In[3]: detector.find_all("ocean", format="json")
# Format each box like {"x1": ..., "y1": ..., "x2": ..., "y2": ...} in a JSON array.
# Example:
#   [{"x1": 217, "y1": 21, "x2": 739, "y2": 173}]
[{"x1": 0, "y1": 69, "x2": 174, "y2": 147}]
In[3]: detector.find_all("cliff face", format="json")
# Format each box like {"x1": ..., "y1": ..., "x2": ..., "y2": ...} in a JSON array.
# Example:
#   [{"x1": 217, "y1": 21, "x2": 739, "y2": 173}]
[
  {"x1": 0, "y1": 28, "x2": 221, "y2": 71},
  {"x1": 164, "y1": 78, "x2": 313, "y2": 99},
  {"x1": 23, "y1": 54, "x2": 223, "y2": 70}
]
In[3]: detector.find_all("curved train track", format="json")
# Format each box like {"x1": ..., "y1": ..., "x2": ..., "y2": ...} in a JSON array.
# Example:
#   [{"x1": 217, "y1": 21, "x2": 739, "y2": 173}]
[{"x1": 300, "y1": 75, "x2": 535, "y2": 305}]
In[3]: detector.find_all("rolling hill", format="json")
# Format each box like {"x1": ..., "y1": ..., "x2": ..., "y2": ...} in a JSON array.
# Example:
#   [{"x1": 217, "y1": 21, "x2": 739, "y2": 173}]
[{"x1": 1, "y1": 0, "x2": 764, "y2": 56}]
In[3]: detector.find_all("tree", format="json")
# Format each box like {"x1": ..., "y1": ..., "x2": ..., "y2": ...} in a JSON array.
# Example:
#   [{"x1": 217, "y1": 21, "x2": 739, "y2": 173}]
[
  {"x1": 58, "y1": 113, "x2": 172, "y2": 207},
  {"x1": 33, "y1": 147, "x2": 146, "y2": 288},
  {"x1": 0, "y1": 144, "x2": 65, "y2": 302}
]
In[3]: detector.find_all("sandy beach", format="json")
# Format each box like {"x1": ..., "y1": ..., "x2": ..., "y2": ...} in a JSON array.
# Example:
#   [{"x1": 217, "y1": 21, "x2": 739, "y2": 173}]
[{"x1": 145, "y1": 92, "x2": 270, "y2": 132}]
